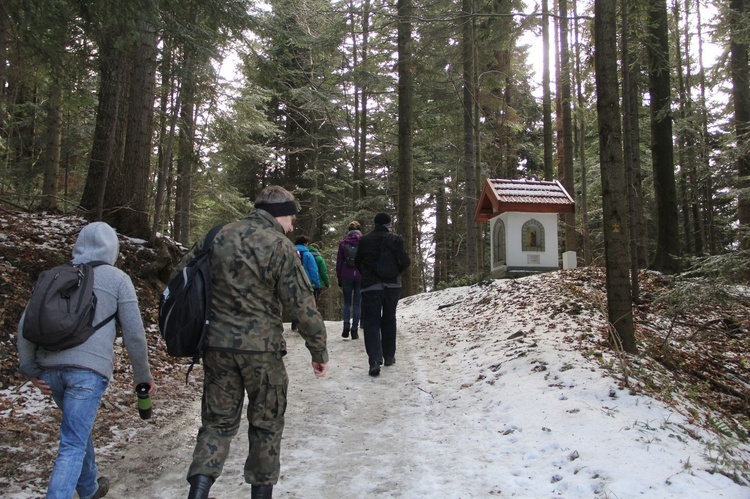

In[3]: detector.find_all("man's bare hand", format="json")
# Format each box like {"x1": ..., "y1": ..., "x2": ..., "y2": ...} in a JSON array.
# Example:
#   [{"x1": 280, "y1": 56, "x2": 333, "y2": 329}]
[
  {"x1": 312, "y1": 362, "x2": 328, "y2": 378},
  {"x1": 31, "y1": 377, "x2": 52, "y2": 396}
]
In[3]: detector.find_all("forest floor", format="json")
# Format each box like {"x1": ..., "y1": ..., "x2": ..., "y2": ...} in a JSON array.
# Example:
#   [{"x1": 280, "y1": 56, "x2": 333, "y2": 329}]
[{"x1": 0, "y1": 209, "x2": 748, "y2": 497}]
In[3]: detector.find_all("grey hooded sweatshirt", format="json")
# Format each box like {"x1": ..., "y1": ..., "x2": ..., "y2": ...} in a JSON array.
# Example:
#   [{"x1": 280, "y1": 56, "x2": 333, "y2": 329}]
[{"x1": 17, "y1": 222, "x2": 153, "y2": 383}]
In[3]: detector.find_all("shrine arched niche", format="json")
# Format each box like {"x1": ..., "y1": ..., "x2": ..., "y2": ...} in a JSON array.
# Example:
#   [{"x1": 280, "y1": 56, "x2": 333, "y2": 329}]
[
  {"x1": 492, "y1": 218, "x2": 506, "y2": 265},
  {"x1": 521, "y1": 218, "x2": 545, "y2": 252}
]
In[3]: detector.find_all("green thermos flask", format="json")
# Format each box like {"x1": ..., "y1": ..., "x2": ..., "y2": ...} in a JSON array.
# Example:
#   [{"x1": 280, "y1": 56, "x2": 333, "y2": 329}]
[{"x1": 136, "y1": 383, "x2": 152, "y2": 420}]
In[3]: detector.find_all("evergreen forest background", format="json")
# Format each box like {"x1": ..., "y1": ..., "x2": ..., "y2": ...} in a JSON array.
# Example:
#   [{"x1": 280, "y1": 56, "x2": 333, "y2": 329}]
[{"x1": 1, "y1": 0, "x2": 749, "y2": 353}]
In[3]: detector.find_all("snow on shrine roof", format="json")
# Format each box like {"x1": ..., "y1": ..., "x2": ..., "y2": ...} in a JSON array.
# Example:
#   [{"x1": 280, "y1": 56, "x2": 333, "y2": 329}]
[{"x1": 474, "y1": 178, "x2": 575, "y2": 222}]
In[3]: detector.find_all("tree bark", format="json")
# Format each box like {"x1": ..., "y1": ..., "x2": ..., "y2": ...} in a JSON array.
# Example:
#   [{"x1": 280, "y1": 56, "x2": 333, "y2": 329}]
[
  {"x1": 730, "y1": 0, "x2": 750, "y2": 249},
  {"x1": 151, "y1": 45, "x2": 179, "y2": 245},
  {"x1": 462, "y1": 0, "x2": 477, "y2": 276},
  {"x1": 434, "y1": 183, "x2": 448, "y2": 287},
  {"x1": 106, "y1": 12, "x2": 158, "y2": 238},
  {"x1": 40, "y1": 82, "x2": 62, "y2": 212},
  {"x1": 574, "y1": 0, "x2": 589, "y2": 264},
  {"x1": 397, "y1": 0, "x2": 415, "y2": 295},
  {"x1": 80, "y1": 40, "x2": 128, "y2": 220},
  {"x1": 594, "y1": 0, "x2": 636, "y2": 354},
  {"x1": 558, "y1": 0, "x2": 576, "y2": 254},
  {"x1": 542, "y1": 0, "x2": 554, "y2": 182},
  {"x1": 621, "y1": 0, "x2": 641, "y2": 299},
  {"x1": 696, "y1": 0, "x2": 717, "y2": 254},
  {"x1": 646, "y1": 0, "x2": 680, "y2": 272}
]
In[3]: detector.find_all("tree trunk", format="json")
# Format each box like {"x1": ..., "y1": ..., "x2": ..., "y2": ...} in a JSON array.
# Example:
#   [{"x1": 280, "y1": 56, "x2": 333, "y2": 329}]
[
  {"x1": 594, "y1": 0, "x2": 636, "y2": 354},
  {"x1": 349, "y1": 4, "x2": 361, "y2": 204},
  {"x1": 646, "y1": 0, "x2": 680, "y2": 272},
  {"x1": 106, "y1": 13, "x2": 158, "y2": 238},
  {"x1": 360, "y1": 0, "x2": 371, "y2": 202},
  {"x1": 177, "y1": 96, "x2": 196, "y2": 245},
  {"x1": 696, "y1": 0, "x2": 717, "y2": 254},
  {"x1": 558, "y1": 0, "x2": 576, "y2": 254},
  {"x1": 150, "y1": 45, "x2": 179, "y2": 245},
  {"x1": 434, "y1": 183, "x2": 448, "y2": 287},
  {"x1": 542, "y1": 0, "x2": 554, "y2": 182},
  {"x1": 674, "y1": 0, "x2": 698, "y2": 256},
  {"x1": 623, "y1": 0, "x2": 647, "y2": 270},
  {"x1": 80, "y1": 40, "x2": 128, "y2": 220},
  {"x1": 462, "y1": 0, "x2": 477, "y2": 276},
  {"x1": 397, "y1": 0, "x2": 415, "y2": 295},
  {"x1": 730, "y1": 0, "x2": 750, "y2": 249},
  {"x1": 40, "y1": 82, "x2": 62, "y2": 212},
  {"x1": 574, "y1": 0, "x2": 589, "y2": 265}
]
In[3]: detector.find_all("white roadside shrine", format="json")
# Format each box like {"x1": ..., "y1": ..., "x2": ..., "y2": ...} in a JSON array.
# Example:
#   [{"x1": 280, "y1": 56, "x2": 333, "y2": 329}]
[{"x1": 474, "y1": 178, "x2": 576, "y2": 278}]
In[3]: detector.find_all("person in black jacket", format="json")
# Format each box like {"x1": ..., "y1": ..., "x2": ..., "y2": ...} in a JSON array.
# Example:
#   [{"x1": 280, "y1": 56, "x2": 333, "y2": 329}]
[{"x1": 354, "y1": 212, "x2": 411, "y2": 376}]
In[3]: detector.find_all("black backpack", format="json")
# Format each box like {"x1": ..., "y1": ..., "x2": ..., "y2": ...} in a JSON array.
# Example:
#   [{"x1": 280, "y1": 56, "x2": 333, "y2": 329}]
[
  {"x1": 375, "y1": 237, "x2": 400, "y2": 279},
  {"x1": 22, "y1": 261, "x2": 115, "y2": 351},
  {"x1": 343, "y1": 242, "x2": 358, "y2": 268},
  {"x1": 158, "y1": 225, "x2": 222, "y2": 381}
]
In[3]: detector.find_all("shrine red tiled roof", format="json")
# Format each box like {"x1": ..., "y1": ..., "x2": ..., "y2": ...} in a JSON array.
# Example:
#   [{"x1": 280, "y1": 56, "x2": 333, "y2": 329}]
[{"x1": 475, "y1": 178, "x2": 575, "y2": 222}]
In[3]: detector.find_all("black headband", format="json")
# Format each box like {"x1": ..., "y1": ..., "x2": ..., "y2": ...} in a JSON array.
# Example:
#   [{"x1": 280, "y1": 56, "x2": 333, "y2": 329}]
[{"x1": 255, "y1": 200, "x2": 298, "y2": 217}]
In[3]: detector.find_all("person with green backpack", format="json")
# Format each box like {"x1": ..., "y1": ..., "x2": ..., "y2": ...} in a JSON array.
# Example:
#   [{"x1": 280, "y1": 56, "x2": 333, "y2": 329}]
[
  {"x1": 17, "y1": 221, "x2": 156, "y2": 499},
  {"x1": 308, "y1": 242, "x2": 330, "y2": 301}
]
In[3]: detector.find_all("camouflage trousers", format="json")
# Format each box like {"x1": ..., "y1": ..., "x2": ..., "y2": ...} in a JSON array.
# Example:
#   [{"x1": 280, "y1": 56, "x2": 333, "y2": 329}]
[{"x1": 188, "y1": 350, "x2": 288, "y2": 486}]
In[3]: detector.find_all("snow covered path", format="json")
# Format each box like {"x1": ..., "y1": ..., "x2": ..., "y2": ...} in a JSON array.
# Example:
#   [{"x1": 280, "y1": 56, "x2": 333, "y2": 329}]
[{"x1": 102, "y1": 278, "x2": 748, "y2": 498}]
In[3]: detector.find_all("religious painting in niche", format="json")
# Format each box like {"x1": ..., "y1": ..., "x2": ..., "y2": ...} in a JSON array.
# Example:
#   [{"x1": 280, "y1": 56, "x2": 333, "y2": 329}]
[
  {"x1": 521, "y1": 219, "x2": 545, "y2": 252},
  {"x1": 493, "y1": 219, "x2": 506, "y2": 265}
]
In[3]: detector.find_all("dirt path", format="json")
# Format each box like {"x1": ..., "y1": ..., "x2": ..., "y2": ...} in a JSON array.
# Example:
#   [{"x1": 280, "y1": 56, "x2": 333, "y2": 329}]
[{"x1": 103, "y1": 320, "x2": 448, "y2": 498}]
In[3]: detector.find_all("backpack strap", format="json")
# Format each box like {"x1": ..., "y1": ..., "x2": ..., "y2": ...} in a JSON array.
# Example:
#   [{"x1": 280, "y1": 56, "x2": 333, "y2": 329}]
[
  {"x1": 84, "y1": 261, "x2": 116, "y2": 330},
  {"x1": 200, "y1": 224, "x2": 224, "y2": 253},
  {"x1": 184, "y1": 223, "x2": 224, "y2": 384}
]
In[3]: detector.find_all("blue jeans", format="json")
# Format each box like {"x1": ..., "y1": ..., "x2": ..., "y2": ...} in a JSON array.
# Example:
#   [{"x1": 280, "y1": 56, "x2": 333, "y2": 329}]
[
  {"x1": 41, "y1": 369, "x2": 108, "y2": 499},
  {"x1": 361, "y1": 287, "x2": 401, "y2": 366},
  {"x1": 342, "y1": 279, "x2": 362, "y2": 329}
]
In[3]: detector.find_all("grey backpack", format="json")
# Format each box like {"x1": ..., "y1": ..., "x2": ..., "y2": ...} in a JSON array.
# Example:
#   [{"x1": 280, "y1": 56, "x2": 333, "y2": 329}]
[{"x1": 22, "y1": 261, "x2": 115, "y2": 351}]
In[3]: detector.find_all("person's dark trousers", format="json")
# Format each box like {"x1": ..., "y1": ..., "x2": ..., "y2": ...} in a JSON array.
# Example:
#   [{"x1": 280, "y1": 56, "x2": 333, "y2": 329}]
[
  {"x1": 342, "y1": 279, "x2": 362, "y2": 330},
  {"x1": 361, "y1": 287, "x2": 401, "y2": 367}
]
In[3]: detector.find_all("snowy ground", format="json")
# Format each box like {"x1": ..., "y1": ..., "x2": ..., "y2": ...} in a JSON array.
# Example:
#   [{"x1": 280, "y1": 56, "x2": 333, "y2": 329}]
[{"x1": 3, "y1": 273, "x2": 749, "y2": 498}]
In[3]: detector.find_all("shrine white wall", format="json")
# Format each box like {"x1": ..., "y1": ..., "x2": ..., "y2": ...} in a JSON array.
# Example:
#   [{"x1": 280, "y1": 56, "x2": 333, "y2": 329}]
[{"x1": 491, "y1": 212, "x2": 559, "y2": 274}]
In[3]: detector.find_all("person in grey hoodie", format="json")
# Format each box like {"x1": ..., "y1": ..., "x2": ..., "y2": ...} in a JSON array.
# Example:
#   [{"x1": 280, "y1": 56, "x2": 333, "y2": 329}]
[{"x1": 17, "y1": 222, "x2": 156, "y2": 499}]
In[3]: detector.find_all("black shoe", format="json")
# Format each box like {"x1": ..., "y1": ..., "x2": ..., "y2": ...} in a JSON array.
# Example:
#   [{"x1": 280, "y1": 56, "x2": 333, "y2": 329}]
[
  {"x1": 91, "y1": 476, "x2": 109, "y2": 499},
  {"x1": 342, "y1": 323, "x2": 350, "y2": 338},
  {"x1": 251, "y1": 484, "x2": 274, "y2": 499},
  {"x1": 350, "y1": 329, "x2": 359, "y2": 340},
  {"x1": 187, "y1": 474, "x2": 214, "y2": 499},
  {"x1": 384, "y1": 357, "x2": 395, "y2": 366},
  {"x1": 291, "y1": 321, "x2": 298, "y2": 331},
  {"x1": 369, "y1": 365, "x2": 381, "y2": 376}
]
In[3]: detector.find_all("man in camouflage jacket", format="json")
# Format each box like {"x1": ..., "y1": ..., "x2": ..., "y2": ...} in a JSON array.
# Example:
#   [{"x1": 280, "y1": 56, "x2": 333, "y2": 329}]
[{"x1": 183, "y1": 185, "x2": 328, "y2": 499}]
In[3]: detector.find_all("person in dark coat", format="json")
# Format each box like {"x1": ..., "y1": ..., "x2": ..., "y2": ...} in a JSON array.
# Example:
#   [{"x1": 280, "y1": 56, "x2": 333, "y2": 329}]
[
  {"x1": 354, "y1": 212, "x2": 411, "y2": 376},
  {"x1": 335, "y1": 221, "x2": 363, "y2": 339}
]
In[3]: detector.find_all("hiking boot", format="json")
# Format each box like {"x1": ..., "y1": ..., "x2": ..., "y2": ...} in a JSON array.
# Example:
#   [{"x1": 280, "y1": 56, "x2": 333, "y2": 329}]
[
  {"x1": 384, "y1": 357, "x2": 395, "y2": 366},
  {"x1": 350, "y1": 328, "x2": 359, "y2": 340},
  {"x1": 251, "y1": 484, "x2": 274, "y2": 499},
  {"x1": 91, "y1": 476, "x2": 109, "y2": 499},
  {"x1": 369, "y1": 364, "x2": 381, "y2": 376},
  {"x1": 187, "y1": 474, "x2": 214, "y2": 499},
  {"x1": 342, "y1": 323, "x2": 350, "y2": 338}
]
